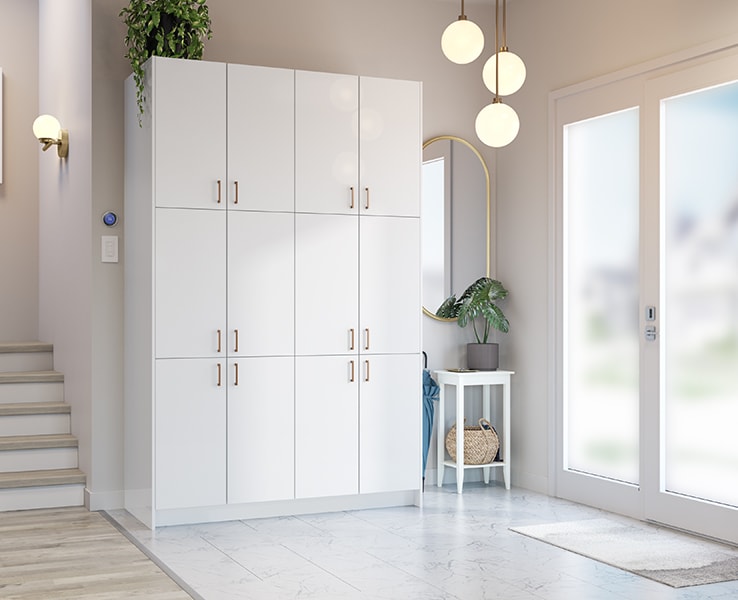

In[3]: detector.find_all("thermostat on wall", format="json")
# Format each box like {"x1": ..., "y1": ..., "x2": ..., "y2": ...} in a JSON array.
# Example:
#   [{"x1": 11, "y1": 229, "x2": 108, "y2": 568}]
[{"x1": 102, "y1": 211, "x2": 118, "y2": 227}]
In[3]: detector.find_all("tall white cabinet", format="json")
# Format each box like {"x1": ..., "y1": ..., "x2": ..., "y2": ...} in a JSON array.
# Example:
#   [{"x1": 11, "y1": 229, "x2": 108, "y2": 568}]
[{"x1": 124, "y1": 56, "x2": 421, "y2": 528}]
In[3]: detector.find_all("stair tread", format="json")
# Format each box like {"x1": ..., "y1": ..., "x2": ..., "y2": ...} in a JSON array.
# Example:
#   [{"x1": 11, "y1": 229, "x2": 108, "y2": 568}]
[
  {"x1": 0, "y1": 342, "x2": 53, "y2": 354},
  {"x1": 0, "y1": 468, "x2": 85, "y2": 489},
  {"x1": 0, "y1": 402, "x2": 71, "y2": 416},
  {"x1": 0, "y1": 433, "x2": 78, "y2": 451},
  {"x1": 0, "y1": 370, "x2": 64, "y2": 384}
]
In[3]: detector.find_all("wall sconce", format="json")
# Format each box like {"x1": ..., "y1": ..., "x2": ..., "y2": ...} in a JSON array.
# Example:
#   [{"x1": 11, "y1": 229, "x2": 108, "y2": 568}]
[{"x1": 33, "y1": 114, "x2": 69, "y2": 158}]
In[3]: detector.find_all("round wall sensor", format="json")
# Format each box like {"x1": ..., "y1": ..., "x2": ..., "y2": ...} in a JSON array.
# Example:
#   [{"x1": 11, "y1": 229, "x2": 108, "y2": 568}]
[{"x1": 102, "y1": 211, "x2": 118, "y2": 227}]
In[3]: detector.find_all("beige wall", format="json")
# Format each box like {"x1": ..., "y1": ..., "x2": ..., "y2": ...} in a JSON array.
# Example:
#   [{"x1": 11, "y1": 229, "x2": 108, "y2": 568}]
[
  {"x1": 0, "y1": 0, "x2": 39, "y2": 342},
  {"x1": 23, "y1": 0, "x2": 738, "y2": 507}
]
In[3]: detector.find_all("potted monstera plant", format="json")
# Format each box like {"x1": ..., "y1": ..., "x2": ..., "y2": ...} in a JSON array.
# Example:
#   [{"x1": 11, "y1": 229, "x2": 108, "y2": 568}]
[
  {"x1": 120, "y1": 0, "x2": 213, "y2": 121},
  {"x1": 436, "y1": 276, "x2": 510, "y2": 370}
]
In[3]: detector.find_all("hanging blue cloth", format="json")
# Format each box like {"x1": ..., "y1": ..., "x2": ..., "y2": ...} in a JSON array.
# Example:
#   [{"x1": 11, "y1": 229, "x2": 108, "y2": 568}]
[{"x1": 422, "y1": 368, "x2": 440, "y2": 480}]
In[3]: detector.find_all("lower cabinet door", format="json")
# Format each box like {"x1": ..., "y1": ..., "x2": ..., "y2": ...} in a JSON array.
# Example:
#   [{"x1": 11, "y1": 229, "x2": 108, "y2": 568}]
[
  {"x1": 228, "y1": 357, "x2": 295, "y2": 503},
  {"x1": 155, "y1": 359, "x2": 226, "y2": 510},
  {"x1": 295, "y1": 355, "x2": 359, "y2": 498},
  {"x1": 360, "y1": 353, "x2": 421, "y2": 494}
]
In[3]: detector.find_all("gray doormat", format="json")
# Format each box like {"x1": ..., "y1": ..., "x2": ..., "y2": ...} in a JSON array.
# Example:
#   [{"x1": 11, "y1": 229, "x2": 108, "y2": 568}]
[{"x1": 511, "y1": 517, "x2": 738, "y2": 588}]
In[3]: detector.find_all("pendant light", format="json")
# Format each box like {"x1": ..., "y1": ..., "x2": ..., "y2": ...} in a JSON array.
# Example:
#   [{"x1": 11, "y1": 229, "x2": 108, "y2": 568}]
[
  {"x1": 475, "y1": 0, "x2": 520, "y2": 148},
  {"x1": 482, "y1": 0, "x2": 526, "y2": 96},
  {"x1": 441, "y1": 0, "x2": 485, "y2": 65}
]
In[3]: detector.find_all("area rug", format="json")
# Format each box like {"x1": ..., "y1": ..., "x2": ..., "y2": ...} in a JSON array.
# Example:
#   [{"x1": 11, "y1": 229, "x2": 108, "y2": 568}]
[{"x1": 510, "y1": 517, "x2": 738, "y2": 588}]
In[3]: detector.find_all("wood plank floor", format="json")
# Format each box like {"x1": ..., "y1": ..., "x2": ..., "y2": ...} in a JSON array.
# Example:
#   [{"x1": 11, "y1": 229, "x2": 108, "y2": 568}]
[{"x1": 0, "y1": 507, "x2": 193, "y2": 599}]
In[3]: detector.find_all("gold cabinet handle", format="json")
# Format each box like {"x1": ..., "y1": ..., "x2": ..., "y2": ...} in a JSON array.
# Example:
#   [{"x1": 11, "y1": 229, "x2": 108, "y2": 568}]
[
  {"x1": 234, "y1": 329, "x2": 239, "y2": 353},
  {"x1": 349, "y1": 186, "x2": 355, "y2": 209},
  {"x1": 234, "y1": 362, "x2": 239, "y2": 386},
  {"x1": 217, "y1": 363, "x2": 222, "y2": 387},
  {"x1": 217, "y1": 329, "x2": 222, "y2": 353},
  {"x1": 364, "y1": 187, "x2": 370, "y2": 210},
  {"x1": 349, "y1": 328, "x2": 355, "y2": 351},
  {"x1": 364, "y1": 359, "x2": 370, "y2": 382},
  {"x1": 349, "y1": 360, "x2": 355, "y2": 383},
  {"x1": 234, "y1": 180, "x2": 239, "y2": 205},
  {"x1": 217, "y1": 179, "x2": 222, "y2": 204},
  {"x1": 364, "y1": 328, "x2": 370, "y2": 350}
]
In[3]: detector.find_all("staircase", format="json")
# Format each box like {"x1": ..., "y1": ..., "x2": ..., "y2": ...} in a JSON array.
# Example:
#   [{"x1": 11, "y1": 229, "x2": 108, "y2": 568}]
[{"x1": 0, "y1": 342, "x2": 86, "y2": 511}]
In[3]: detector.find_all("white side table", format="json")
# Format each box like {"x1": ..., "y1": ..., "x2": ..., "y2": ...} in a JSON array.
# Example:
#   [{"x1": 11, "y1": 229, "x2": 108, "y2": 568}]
[{"x1": 434, "y1": 369, "x2": 514, "y2": 493}]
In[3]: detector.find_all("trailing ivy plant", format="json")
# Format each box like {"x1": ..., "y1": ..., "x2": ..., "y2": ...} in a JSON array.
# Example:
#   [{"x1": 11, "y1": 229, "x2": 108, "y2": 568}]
[
  {"x1": 436, "y1": 277, "x2": 510, "y2": 343},
  {"x1": 120, "y1": 0, "x2": 213, "y2": 123}
]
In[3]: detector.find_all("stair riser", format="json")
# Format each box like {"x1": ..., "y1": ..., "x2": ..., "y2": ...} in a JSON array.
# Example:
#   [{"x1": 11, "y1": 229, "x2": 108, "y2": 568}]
[
  {"x1": 0, "y1": 353, "x2": 53, "y2": 373},
  {"x1": 0, "y1": 447, "x2": 78, "y2": 472},
  {"x1": 0, "y1": 484, "x2": 84, "y2": 512},
  {"x1": 0, "y1": 414, "x2": 70, "y2": 437},
  {"x1": 0, "y1": 382, "x2": 64, "y2": 404}
]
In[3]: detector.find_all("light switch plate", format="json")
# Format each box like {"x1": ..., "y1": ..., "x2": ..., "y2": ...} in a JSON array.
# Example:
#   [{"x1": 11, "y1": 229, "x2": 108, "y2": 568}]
[{"x1": 102, "y1": 235, "x2": 118, "y2": 263}]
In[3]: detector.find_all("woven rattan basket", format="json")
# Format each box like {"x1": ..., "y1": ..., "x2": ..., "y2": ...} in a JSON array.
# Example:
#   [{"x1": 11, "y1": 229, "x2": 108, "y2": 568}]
[{"x1": 445, "y1": 418, "x2": 499, "y2": 465}]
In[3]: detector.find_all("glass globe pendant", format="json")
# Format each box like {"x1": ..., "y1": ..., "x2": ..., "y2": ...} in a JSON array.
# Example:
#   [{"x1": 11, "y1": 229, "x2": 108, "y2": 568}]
[
  {"x1": 475, "y1": 99, "x2": 520, "y2": 148},
  {"x1": 441, "y1": 1, "x2": 484, "y2": 65}
]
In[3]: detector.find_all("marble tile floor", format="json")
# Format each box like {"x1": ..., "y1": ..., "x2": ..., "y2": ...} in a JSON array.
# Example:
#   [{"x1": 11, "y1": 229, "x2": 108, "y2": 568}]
[{"x1": 105, "y1": 484, "x2": 738, "y2": 600}]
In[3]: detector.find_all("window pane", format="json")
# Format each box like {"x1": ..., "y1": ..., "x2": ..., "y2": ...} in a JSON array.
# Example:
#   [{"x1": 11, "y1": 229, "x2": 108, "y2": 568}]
[
  {"x1": 662, "y1": 81, "x2": 738, "y2": 507},
  {"x1": 564, "y1": 108, "x2": 640, "y2": 484}
]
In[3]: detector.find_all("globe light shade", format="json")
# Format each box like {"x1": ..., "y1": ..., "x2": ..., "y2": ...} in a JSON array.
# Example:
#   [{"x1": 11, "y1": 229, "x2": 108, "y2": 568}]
[
  {"x1": 32, "y1": 114, "x2": 62, "y2": 140},
  {"x1": 441, "y1": 18, "x2": 485, "y2": 65},
  {"x1": 475, "y1": 102, "x2": 520, "y2": 148},
  {"x1": 482, "y1": 51, "x2": 527, "y2": 96}
]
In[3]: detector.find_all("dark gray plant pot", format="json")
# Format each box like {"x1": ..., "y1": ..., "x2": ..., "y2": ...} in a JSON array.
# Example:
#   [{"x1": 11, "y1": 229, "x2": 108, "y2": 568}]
[{"x1": 467, "y1": 343, "x2": 499, "y2": 371}]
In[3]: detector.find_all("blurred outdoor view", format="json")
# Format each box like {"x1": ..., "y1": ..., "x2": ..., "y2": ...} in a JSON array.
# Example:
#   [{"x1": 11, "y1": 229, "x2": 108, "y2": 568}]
[
  {"x1": 663, "y1": 80, "x2": 738, "y2": 508},
  {"x1": 564, "y1": 108, "x2": 640, "y2": 485}
]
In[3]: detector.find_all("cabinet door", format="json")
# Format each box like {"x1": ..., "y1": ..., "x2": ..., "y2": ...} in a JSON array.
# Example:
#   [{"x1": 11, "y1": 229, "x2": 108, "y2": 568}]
[
  {"x1": 155, "y1": 358, "x2": 226, "y2": 510},
  {"x1": 360, "y1": 216, "x2": 421, "y2": 355},
  {"x1": 295, "y1": 214, "x2": 358, "y2": 355},
  {"x1": 228, "y1": 211, "x2": 294, "y2": 357},
  {"x1": 360, "y1": 354, "x2": 421, "y2": 494},
  {"x1": 228, "y1": 65, "x2": 294, "y2": 212},
  {"x1": 155, "y1": 208, "x2": 226, "y2": 358},
  {"x1": 228, "y1": 357, "x2": 294, "y2": 503},
  {"x1": 295, "y1": 356, "x2": 358, "y2": 498},
  {"x1": 153, "y1": 57, "x2": 226, "y2": 209},
  {"x1": 295, "y1": 70, "x2": 358, "y2": 214},
  {"x1": 359, "y1": 77, "x2": 421, "y2": 217}
]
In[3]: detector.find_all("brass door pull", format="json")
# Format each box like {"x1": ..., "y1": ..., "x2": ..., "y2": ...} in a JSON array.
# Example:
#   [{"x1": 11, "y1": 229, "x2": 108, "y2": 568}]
[
  {"x1": 364, "y1": 359, "x2": 370, "y2": 382},
  {"x1": 234, "y1": 362, "x2": 239, "y2": 386},
  {"x1": 349, "y1": 328, "x2": 355, "y2": 351},
  {"x1": 349, "y1": 360, "x2": 355, "y2": 382},
  {"x1": 234, "y1": 180, "x2": 239, "y2": 205},
  {"x1": 217, "y1": 329, "x2": 222, "y2": 353},
  {"x1": 217, "y1": 179, "x2": 222, "y2": 204},
  {"x1": 349, "y1": 186, "x2": 355, "y2": 209},
  {"x1": 364, "y1": 328, "x2": 370, "y2": 350},
  {"x1": 217, "y1": 363, "x2": 222, "y2": 387},
  {"x1": 364, "y1": 187, "x2": 370, "y2": 210},
  {"x1": 234, "y1": 329, "x2": 239, "y2": 353}
]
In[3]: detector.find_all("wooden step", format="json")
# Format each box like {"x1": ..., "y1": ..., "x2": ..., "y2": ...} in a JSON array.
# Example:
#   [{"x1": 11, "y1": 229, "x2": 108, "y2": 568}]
[
  {"x1": 0, "y1": 433, "x2": 78, "y2": 451},
  {"x1": 0, "y1": 436, "x2": 79, "y2": 472},
  {"x1": 0, "y1": 468, "x2": 86, "y2": 489},
  {"x1": 0, "y1": 371, "x2": 65, "y2": 404},
  {"x1": 0, "y1": 343, "x2": 54, "y2": 373},
  {"x1": 0, "y1": 403, "x2": 71, "y2": 437}
]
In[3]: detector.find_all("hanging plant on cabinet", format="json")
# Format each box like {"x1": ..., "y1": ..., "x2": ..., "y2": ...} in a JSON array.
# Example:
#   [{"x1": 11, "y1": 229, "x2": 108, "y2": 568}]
[{"x1": 120, "y1": 0, "x2": 213, "y2": 122}]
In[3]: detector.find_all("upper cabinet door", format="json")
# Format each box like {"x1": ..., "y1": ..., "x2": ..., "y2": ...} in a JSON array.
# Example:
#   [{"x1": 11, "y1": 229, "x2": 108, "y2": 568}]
[
  {"x1": 359, "y1": 77, "x2": 421, "y2": 217},
  {"x1": 155, "y1": 208, "x2": 226, "y2": 359},
  {"x1": 295, "y1": 213, "x2": 358, "y2": 356},
  {"x1": 360, "y1": 216, "x2": 421, "y2": 355},
  {"x1": 228, "y1": 65, "x2": 294, "y2": 212},
  {"x1": 295, "y1": 70, "x2": 359, "y2": 214},
  {"x1": 153, "y1": 57, "x2": 227, "y2": 209},
  {"x1": 228, "y1": 211, "x2": 294, "y2": 357}
]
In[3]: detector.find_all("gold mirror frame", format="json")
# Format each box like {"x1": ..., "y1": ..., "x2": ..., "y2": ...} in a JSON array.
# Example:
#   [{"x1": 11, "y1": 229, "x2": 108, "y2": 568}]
[{"x1": 421, "y1": 135, "x2": 491, "y2": 322}]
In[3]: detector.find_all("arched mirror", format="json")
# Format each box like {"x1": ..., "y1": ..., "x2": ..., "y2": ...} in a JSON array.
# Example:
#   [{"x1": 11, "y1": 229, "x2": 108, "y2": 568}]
[{"x1": 422, "y1": 135, "x2": 491, "y2": 320}]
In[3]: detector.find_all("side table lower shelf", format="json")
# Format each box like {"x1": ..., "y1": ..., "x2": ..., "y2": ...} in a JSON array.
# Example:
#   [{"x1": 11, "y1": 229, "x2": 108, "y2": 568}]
[{"x1": 434, "y1": 369, "x2": 514, "y2": 493}]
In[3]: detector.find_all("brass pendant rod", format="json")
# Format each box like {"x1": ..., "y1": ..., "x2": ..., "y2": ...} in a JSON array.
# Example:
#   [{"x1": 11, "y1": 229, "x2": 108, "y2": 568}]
[
  {"x1": 495, "y1": 0, "x2": 500, "y2": 100},
  {"x1": 460, "y1": 0, "x2": 466, "y2": 18}
]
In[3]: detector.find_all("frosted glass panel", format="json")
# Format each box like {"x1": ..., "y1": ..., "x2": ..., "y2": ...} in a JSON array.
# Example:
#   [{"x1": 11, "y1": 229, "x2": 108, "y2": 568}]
[
  {"x1": 662, "y1": 81, "x2": 738, "y2": 507},
  {"x1": 564, "y1": 108, "x2": 640, "y2": 483}
]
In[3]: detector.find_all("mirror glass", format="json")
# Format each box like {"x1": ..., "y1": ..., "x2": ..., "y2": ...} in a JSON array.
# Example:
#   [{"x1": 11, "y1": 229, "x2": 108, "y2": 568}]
[{"x1": 422, "y1": 136, "x2": 490, "y2": 320}]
